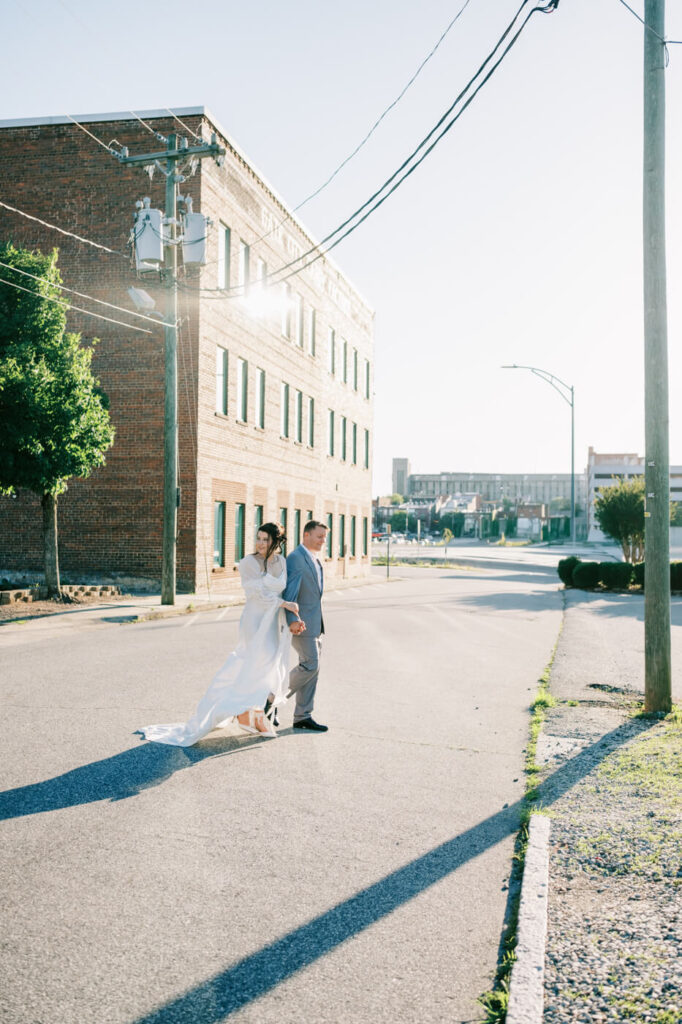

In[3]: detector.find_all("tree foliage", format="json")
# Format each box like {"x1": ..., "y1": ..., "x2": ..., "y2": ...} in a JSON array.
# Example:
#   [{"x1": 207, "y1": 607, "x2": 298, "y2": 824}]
[
  {"x1": 593, "y1": 477, "x2": 645, "y2": 563},
  {"x1": 0, "y1": 243, "x2": 115, "y2": 594}
]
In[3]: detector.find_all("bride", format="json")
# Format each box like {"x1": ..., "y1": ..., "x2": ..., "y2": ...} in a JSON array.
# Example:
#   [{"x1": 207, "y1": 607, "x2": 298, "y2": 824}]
[{"x1": 139, "y1": 522, "x2": 300, "y2": 746}]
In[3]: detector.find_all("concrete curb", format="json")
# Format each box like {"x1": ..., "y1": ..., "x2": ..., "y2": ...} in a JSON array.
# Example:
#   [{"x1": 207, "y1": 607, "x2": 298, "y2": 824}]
[{"x1": 506, "y1": 814, "x2": 551, "y2": 1024}]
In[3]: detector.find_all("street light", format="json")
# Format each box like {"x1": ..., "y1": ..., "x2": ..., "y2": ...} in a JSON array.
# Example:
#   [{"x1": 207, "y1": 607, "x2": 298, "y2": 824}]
[{"x1": 502, "y1": 364, "x2": 576, "y2": 545}]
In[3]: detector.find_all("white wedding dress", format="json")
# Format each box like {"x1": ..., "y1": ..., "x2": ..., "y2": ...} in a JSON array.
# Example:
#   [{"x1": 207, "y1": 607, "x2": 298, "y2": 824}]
[{"x1": 140, "y1": 555, "x2": 292, "y2": 746}]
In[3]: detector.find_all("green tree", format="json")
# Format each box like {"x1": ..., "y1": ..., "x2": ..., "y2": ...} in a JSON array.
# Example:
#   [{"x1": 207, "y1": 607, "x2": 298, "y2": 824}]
[
  {"x1": 390, "y1": 493, "x2": 404, "y2": 506},
  {"x1": 593, "y1": 477, "x2": 645, "y2": 563},
  {"x1": 389, "y1": 510, "x2": 416, "y2": 533},
  {"x1": 0, "y1": 243, "x2": 115, "y2": 597}
]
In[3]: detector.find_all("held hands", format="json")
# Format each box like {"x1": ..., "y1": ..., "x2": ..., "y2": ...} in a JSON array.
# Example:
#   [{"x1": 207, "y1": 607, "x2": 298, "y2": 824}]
[{"x1": 283, "y1": 599, "x2": 306, "y2": 634}]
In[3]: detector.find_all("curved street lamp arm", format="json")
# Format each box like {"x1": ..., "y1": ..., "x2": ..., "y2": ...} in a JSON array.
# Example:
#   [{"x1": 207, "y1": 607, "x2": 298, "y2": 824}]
[{"x1": 502, "y1": 363, "x2": 573, "y2": 406}]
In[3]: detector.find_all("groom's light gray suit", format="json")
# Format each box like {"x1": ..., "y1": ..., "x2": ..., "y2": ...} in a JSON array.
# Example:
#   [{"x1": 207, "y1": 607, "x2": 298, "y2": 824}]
[{"x1": 282, "y1": 544, "x2": 324, "y2": 723}]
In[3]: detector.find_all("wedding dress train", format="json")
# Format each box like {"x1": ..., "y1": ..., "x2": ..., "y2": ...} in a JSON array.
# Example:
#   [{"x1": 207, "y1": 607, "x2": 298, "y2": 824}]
[{"x1": 140, "y1": 555, "x2": 291, "y2": 747}]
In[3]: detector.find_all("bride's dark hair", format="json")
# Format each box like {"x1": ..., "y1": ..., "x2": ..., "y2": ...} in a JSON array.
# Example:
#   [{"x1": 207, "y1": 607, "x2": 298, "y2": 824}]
[{"x1": 257, "y1": 521, "x2": 286, "y2": 570}]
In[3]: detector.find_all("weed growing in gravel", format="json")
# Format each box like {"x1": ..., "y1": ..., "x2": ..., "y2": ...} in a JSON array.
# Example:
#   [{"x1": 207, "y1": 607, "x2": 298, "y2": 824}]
[{"x1": 478, "y1": 615, "x2": 564, "y2": 1021}]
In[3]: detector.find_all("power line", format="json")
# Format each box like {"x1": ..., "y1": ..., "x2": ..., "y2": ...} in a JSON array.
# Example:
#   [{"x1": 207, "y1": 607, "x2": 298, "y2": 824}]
[
  {"x1": 129, "y1": 109, "x2": 168, "y2": 143},
  {"x1": 264, "y1": 0, "x2": 559, "y2": 287},
  {"x1": 63, "y1": 113, "x2": 122, "y2": 158},
  {"x1": 0, "y1": 274, "x2": 153, "y2": 334},
  {"x1": 0, "y1": 199, "x2": 129, "y2": 258},
  {"x1": 0, "y1": 258, "x2": 166, "y2": 328},
  {"x1": 616, "y1": 0, "x2": 682, "y2": 43},
  {"x1": 165, "y1": 108, "x2": 203, "y2": 142},
  {"x1": 196, "y1": 0, "x2": 558, "y2": 298},
  {"x1": 242, "y1": 0, "x2": 477, "y2": 254}
]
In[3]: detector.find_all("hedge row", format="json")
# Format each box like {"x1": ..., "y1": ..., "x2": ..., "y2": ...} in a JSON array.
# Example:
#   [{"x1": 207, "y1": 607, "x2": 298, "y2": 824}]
[{"x1": 558, "y1": 556, "x2": 682, "y2": 591}]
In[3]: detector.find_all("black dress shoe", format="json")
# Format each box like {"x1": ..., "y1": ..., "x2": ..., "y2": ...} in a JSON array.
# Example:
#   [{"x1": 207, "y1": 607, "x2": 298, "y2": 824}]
[
  {"x1": 293, "y1": 718, "x2": 328, "y2": 732},
  {"x1": 263, "y1": 698, "x2": 279, "y2": 727}
]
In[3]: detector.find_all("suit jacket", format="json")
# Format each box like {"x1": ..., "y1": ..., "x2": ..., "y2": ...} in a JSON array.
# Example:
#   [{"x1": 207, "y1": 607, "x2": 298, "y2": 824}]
[{"x1": 283, "y1": 544, "x2": 324, "y2": 637}]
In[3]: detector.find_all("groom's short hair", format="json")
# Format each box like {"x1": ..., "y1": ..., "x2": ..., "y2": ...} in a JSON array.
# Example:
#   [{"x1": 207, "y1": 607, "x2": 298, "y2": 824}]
[{"x1": 304, "y1": 519, "x2": 327, "y2": 533}]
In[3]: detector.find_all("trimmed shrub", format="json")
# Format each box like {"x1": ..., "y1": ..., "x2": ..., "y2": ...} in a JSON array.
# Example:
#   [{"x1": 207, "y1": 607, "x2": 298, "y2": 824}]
[
  {"x1": 632, "y1": 562, "x2": 645, "y2": 588},
  {"x1": 599, "y1": 561, "x2": 633, "y2": 590},
  {"x1": 572, "y1": 561, "x2": 601, "y2": 589},
  {"x1": 671, "y1": 562, "x2": 682, "y2": 592},
  {"x1": 558, "y1": 556, "x2": 580, "y2": 586}
]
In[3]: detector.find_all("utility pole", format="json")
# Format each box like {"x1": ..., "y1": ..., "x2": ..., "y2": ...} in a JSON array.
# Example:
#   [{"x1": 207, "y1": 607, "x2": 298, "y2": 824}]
[
  {"x1": 643, "y1": 0, "x2": 672, "y2": 712},
  {"x1": 120, "y1": 130, "x2": 225, "y2": 605}
]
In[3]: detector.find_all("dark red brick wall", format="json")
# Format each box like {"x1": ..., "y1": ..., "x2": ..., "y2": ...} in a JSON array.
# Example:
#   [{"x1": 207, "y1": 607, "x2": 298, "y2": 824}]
[{"x1": 0, "y1": 115, "x2": 204, "y2": 588}]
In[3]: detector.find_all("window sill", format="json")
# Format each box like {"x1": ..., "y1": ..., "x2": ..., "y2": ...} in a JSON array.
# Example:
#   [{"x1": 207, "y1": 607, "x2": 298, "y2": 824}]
[
  {"x1": 235, "y1": 418, "x2": 248, "y2": 427},
  {"x1": 214, "y1": 411, "x2": 229, "y2": 420}
]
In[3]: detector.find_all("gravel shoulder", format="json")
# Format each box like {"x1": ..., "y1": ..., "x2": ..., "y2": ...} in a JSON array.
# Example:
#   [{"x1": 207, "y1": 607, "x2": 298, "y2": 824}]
[{"x1": 538, "y1": 590, "x2": 682, "y2": 1023}]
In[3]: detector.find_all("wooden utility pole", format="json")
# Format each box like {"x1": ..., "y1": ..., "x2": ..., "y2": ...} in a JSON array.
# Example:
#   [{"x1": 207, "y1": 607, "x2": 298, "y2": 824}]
[
  {"x1": 643, "y1": 0, "x2": 672, "y2": 712},
  {"x1": 120, "y1": 131, "x2": 225, "y2": 604}
]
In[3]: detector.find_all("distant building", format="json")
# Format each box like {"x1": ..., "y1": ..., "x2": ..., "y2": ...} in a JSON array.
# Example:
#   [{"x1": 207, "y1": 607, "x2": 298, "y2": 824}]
[
  {"x1": 392, "y1": 458, "x2": 410, "y2": 497},
  {"x1": 586, "y1": 448, "x2": 682, "y2": 542},
  {"x1": 403, "y1": 466, "x2": 586, "y2": 510}
]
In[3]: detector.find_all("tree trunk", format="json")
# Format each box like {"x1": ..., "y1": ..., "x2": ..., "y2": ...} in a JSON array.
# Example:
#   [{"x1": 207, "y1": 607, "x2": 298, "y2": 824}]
[{"x1": 41, "y1": 492, "x2": 61, "y2": 599}]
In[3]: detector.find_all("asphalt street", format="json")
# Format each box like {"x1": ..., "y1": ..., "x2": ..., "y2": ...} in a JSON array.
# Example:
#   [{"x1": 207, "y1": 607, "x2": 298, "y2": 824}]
[{"x1": 1, "y1": 563, "x2": 563, "y2": 1024}]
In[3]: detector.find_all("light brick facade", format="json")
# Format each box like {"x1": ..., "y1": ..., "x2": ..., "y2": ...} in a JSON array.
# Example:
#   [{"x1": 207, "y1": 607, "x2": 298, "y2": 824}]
[{"x1": 0, "y1": 108, "x2": 374, "y2": 591}]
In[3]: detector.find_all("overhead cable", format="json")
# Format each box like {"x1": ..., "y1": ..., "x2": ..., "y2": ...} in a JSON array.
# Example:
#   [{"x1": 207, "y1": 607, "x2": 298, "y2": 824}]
[
  {"x1": 0, "y1": 275, "x2": 153, "y2": 334},
  {"x1": 208, "y1": 0, "x2": 559, "y2": 297},
  {"x1": 243, "y1": 0, "x2": 477, "y2": 254},
  {"x1": 0, "y1": 259, "x2": 166, "y2": 328},
  {"x1": 0, "y1": 199, "x2": 129, "y2": 258}
]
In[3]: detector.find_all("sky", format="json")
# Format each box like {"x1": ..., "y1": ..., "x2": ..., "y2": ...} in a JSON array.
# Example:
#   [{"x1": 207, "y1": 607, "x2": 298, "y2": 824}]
[{"x1": 3, "y1": 0, "x2": 682, "y2": 495}]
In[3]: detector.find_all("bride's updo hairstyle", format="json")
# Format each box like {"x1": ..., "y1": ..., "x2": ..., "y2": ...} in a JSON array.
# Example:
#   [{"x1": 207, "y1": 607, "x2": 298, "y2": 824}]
[{"x1": 258, "y1": 521, "x2": 286, "y2": 570}]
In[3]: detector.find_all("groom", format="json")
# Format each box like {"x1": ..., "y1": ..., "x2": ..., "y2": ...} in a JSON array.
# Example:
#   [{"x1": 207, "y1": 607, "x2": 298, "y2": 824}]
[{"x1": 282, "y1": 520, "x2": 329, "y2": 732}]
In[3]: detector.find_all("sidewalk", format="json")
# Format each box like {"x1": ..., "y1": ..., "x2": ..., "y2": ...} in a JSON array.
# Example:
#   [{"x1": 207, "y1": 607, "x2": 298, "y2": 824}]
[
  {"x1": 508, "y1": 588, "x2": 682, "y2": 1023},
  {"x1": 0, "y1": 572, "x2": 378, "y2": 644}
]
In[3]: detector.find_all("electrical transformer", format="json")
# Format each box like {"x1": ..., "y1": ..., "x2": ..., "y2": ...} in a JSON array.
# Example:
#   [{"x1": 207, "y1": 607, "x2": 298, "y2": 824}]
[
  {"x1": 182, "y1": 211, "x2": 208, "y2": 266},
  {"x1": 134, "y1": 198, "x2": 164, "y2": 268}
]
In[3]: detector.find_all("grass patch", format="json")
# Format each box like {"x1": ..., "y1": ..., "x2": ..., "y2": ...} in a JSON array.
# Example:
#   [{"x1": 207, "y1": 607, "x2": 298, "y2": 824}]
[{"x1": 479, "y1": 610, "x2": 564, "y2": 1020}]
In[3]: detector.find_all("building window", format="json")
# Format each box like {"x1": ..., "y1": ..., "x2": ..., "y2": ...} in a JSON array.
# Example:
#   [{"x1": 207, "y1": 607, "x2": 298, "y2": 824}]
[
  {"x1": 364, "y1": 428, "x2": 370, "y2": 469},
  {"x1": 255, "y1": 257, "x2": 267, "y2": 290},
  {"x1": 362, "y1": 516, "x2": 368, "y2": 555},
  {"x1": 306, "y1": 509, "x2": 314, "y2": 523},
  {"x1": 213, "y1": 501, "x2": 225, "y2": 567},
  {"x1": 308, "y1": 307, "x2": 316, "y2": 356},
  {"x1": 279, "y1": 507, "x2": 288, "y2": 556},
  {"x1": 216, "y1": 347, "x2": 228, "y2": 415},
  {"x1": 353, "y1": 348, "x2": 358, "y2": 391},
  {"x1": 352, "y1": 422, "x2": 357, "y2": 465},
  {"x1": 281, "y1": 283, "x2": 292, "y2": 339},
  {"x1": 307, "y1": 396, "x2": 315, "y2": 447},
  {"x1": 350, "y1": 515, "x2": 356, "y2": 556},
  {"x1": 218, "y1": 224, "x2": 231, "y2": 290},
  {"x1": 340, "y1": 416, "x2": 347, "y2": 461},
  {"x1": 342, "y1": 339, "x2": 348, "y2": 383},
  {"x1": 294, "y1": 508, "x2": 301, "y2": 547},
  {"x1": 254, "y1": 504, "x2": 264, "y2": 541},
  {"x1": 364, "y1": 358, "x2": 370, "y2": 399},
  {"x1": 237, "y1": 358, "x2": 248, "y2": 422},
  {"x1": 281, "y1": 382, "x2": 290, "y2": 437},
  {"x1": 294, "y1": 294, "x2": 304, "y2": 348},
  {"x1": 295, "y1": 389, "x2": 303, "y2": 443},
  {"x1": 235, "y1": 503, "x2": 245, "y2": 561},
  {"x1": 339, "y1": 513, "x2": 346, "y2": 557},
  {"x1": 327, "y1": 409, "x2": 335, "y2": 456},
  {"x1": 326, "y1": 513, "x2": 333, "y2": 557},
  {"x1": 238, "y1": 240, "x2": 250, "y2": 294},
  {"x1": 256, "y1": 368, "x2": 265, "y2": 429},
  {"x1": 328, "y1": 328, "x2": 336, "y2": 375}
]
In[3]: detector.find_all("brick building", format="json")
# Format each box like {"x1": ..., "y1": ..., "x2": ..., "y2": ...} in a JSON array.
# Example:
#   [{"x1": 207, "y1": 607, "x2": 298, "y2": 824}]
[{"x1": 0, "y1": 108, "x2": 374, "y2": 592}]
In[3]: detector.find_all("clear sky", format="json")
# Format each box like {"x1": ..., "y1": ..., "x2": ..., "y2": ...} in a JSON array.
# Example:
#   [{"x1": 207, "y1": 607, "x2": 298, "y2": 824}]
[{"x1": 3, "y1": 0, "x2": 682, "y2": 494}]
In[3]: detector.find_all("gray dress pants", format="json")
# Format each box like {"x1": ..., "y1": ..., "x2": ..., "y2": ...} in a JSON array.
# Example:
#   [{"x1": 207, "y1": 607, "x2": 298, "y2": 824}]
[{"x1": 289, "y1": 634, "x2": 322, "y2": 722}]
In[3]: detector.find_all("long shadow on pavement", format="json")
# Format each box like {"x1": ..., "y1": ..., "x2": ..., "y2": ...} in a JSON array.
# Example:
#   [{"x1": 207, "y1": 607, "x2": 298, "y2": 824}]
[
  {"x1": 125, "y1": 716, "x2": 655, "y2": 1024},
  {"x1": 0, "y1": 733, "x2": 266, "y2": 820}
]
